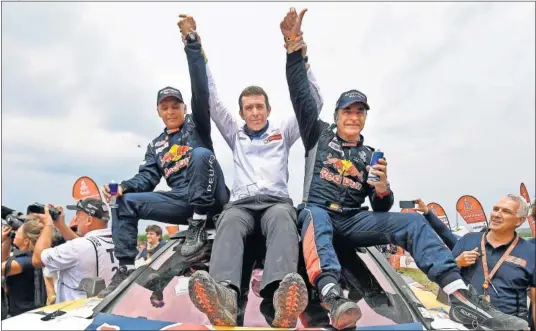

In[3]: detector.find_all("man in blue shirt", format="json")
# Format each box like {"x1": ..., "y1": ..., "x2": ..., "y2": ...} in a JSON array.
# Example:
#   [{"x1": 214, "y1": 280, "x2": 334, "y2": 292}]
[{"x1": 452, "y1": 194, "x2": 535, "y2": 326}]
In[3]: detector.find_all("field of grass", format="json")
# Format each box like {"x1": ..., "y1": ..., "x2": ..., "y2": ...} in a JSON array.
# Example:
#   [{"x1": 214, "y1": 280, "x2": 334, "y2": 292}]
[
  {"x1": 517, "y1": 228, "x2": 534, "y2": 239},
  {"x1": 399, "y1": 269, "x2": 440, "y2": 295}
]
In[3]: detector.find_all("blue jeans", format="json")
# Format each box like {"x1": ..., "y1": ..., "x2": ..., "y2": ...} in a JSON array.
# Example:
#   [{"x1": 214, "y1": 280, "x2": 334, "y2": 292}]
[
  {"x1": 113, "y1": 147, "x2": 229, "y2": 264},
  {"x1": 298, "y1": 203, "x2": 461, "y2": 291}
]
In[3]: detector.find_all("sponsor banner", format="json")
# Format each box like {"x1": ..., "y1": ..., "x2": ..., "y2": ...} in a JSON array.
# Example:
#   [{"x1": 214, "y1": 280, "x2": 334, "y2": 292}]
[
  {"x1": 427, "y1": 202, "x2": 451, "y2": 230},
  {"x1": 72, "y1": 176, "x2": 103, "y2": 201},
  {"x1": 399, "y1": 255, "x2": 419, "y2": 270},
  {"x1": 520, "y1": 183, "x2": 530, "y2": 203},
  {"x1": 456, "y1": 195, "x2": 487, "y2": 232},
  {"x1": 528, "y1": 215, "x2": 536, "y2": 237}
]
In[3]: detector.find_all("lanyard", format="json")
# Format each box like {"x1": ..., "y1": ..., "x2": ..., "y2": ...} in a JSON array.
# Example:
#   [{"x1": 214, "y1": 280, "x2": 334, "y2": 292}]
[{"x1": 480, "y1": 233, "x2": 519, "y2": 292}]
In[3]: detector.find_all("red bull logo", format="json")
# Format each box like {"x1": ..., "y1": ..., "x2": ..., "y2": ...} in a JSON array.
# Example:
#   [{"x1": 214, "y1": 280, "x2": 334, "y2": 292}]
[
  {"x1": 320, "y1": 168, "x2": 362, "y2": 190},
  {"x1": 323, "y1": 157, "x2": 364, "y2": 182},
  {"x1": 164, "y1": 157, "x2": 190, "y2": 178},
  {"x1": 161, "y1": 145, "x2": 192, "y2": 164}
]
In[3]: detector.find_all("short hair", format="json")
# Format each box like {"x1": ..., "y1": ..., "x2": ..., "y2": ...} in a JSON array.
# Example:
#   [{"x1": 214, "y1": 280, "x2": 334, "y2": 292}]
[
  {"x1": 238, "y1": 86, "x2": 271, "y2": 111},
  {"x1": 145, "y1": 224, "x2": 163, "y2": 237},
  {"x1": 505, "y1": 194, "x2": 529, "y2": 218}
]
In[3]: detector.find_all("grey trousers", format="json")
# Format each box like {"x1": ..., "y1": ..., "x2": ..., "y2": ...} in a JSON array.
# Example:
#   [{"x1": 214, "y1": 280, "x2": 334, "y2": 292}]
[{"x1": 209, "y1": 194, "x2": 299, "y2": 298}]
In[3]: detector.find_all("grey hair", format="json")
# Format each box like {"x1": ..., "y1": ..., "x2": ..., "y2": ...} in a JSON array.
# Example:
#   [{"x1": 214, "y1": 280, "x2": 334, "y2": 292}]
[{"x1": 505, "y1": 194, "x2": 529, "y2": 218}]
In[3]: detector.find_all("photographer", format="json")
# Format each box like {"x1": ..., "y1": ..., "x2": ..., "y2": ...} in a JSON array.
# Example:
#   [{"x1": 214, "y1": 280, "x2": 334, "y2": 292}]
[
  {"x1": 32, "y1": 200, "x2": 118, "y2": 303},
  {"x1": 1, "y1": 219, "x2": 48, "y2": 317}
]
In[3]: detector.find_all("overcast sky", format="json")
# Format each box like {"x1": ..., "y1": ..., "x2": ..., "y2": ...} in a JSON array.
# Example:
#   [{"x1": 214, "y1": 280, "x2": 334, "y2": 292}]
[{"x1": 1, "y1": 2, "x2": 534, "y2": 235}]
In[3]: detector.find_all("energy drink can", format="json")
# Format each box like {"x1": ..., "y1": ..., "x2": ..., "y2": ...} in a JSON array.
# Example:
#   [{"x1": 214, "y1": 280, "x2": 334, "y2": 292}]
[
  {"x1": 367, "y1": 150, "x2": 384, "y2": 182},
  {"x1": 109, "y1": 180, "x2": 118, "y2": 208}
]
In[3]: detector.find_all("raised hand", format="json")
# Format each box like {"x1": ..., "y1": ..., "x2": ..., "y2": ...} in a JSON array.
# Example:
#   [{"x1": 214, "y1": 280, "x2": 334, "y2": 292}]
[
  {"x1": 177, "y1": 14, "x2": 197, "y2": 37},
  {"x1": 280, "y1": 8, "x2": 307, "y2": 41}
]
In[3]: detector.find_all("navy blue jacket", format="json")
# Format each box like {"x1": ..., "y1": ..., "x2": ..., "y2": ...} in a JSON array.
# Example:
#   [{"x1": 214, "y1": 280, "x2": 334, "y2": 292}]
[
  {"x1": 121, "y1": 41, "x2": 213, "y2": 193},
  {"x1": 286, "y1": 51, "x2": 394, "y2": 211},
  {"x1": 452, "y1": 232, "x2": 535, "y2": 318}
]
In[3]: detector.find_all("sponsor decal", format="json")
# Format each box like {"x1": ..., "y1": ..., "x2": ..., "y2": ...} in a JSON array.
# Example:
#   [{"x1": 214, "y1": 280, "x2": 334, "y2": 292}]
[
  {"x1": 323, "y1": 156, "x2": 364, "y2": 182},
  {"x1": 155, "y1": 137, "x2": 168, "y2": 147},
  {"x1": 206, "y1": 155, "x2": 215, "y2": 192},
  {"x1": 328, "y1": 141, "x2": 343, "y2": 154},
  {"x1": 505, "y1": 256, "x2": 527, "y2": 268},
  {"x1": 96, "y1": 322, "x2": 213, "y2": 330},
  {"x1": 264, "y1": 133, "x2": 282, "y2": 143},
  {"x1": 155, "y1": 142, "x2": 169, "y2": 154},
  {"x1": 164, "y1": 157, "x2": 190, "y2": 178},
  {"x1": 161, "y1": 145, "x2": 192, "y2": 164},
  {"x1": 459, "y1": 308, "x2": 478, "y2": 321},
  {"x1": 320, "y1": 167, "x2": 362, "y2": 190}
]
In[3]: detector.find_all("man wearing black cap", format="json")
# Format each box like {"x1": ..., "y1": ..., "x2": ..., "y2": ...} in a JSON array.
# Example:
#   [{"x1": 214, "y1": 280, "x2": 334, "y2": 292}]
[
  {"x1": 32, "y1": 200, "x2": 118, "y2": 303},
  {"x1": 99, "y1": 37, "x2": 229, "y2": 295},
  {"x1": 282, "y1": 9, "x2": 528, "y2": 331}
]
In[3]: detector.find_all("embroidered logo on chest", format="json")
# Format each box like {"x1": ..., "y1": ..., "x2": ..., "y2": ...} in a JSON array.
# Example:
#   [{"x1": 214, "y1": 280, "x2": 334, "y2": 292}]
[{"x1": 264, "y1": 133, "x2": 283, "y2": 144}]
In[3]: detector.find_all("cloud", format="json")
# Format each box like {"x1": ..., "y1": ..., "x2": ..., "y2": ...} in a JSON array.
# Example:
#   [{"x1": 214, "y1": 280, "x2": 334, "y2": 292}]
[{"x1": 1, "y1": 2, "x2": 534, "y2": 236}]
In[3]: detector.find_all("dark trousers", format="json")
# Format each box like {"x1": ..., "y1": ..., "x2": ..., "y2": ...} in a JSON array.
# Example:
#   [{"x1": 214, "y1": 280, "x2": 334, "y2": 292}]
[
  {"x1": 209, "y1": 194, "x2": 299, "y2": 298},
  {"x1": 298, "y1": 203, "x2": 461, "y2": 292},
  {"x1": 113, "y1": 147, "x2": 229, "y2": 265}
]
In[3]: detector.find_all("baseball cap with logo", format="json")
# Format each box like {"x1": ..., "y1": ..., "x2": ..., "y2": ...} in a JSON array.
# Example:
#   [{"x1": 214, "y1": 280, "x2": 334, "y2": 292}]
[
  {"x1": 157, "y1": 86, "x2": 184, "y2": 105},
  {"x1": 335, "y1": 89, "x2": 370, "y2": 111},
  {"x1": 66, "y1": 198, "x2": 110, "y2": 222}
]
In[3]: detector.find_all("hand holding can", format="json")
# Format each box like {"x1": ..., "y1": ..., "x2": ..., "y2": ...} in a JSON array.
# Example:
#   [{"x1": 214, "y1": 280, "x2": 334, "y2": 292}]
[{"x1": 109, "y1": 181, "x2": 119, "y2": 208}]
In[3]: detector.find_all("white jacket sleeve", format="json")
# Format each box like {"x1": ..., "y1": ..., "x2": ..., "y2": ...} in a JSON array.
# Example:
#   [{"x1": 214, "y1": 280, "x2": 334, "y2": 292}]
[
  {"x1": 206, "y1": 64, "x2": 239, "y2": 149},
  {"x1": 284, "y1": 66, "x2": 324, "y2": 147}
]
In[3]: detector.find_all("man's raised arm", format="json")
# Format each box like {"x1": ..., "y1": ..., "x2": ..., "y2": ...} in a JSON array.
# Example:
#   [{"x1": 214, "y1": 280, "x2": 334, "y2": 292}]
[
  {"x1": 178, "y1": 14, "x2": 213, "y2": 151},
  {"x1": 179, "y1": 15, "x2": 238, "y2": 149},
  {"x1": 284, "y1": 10, "x2": 322, "y2": 152}
]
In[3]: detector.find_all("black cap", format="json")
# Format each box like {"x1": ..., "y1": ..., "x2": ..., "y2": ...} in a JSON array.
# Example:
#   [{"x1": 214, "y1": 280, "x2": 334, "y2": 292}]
[
  {"x1": 66, "y1": 199, "x2": 110, "y2": 222},
  {"x1": 157, "y1": 86, "x2": 183, "y2": 104},
  {"x1": 335, "y1": 89, "x2": 370, "y2": 110}
]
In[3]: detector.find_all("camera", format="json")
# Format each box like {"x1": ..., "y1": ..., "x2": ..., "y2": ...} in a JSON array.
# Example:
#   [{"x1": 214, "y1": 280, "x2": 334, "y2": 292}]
[
  {"x1": 2, "y1": 206, "x2": 26, "y2": 241},
  {"x1": 1, "y1": 214, "x2": 25, "y2": 231},
  {"x1": 27, "y1": 203, "x2": 61, "y2": 222}
]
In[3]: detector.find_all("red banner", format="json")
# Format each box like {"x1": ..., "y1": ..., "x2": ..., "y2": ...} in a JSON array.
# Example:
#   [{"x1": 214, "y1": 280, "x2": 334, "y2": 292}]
[
  {"x1": 528, "y1": 215, "x2": 536, "y2": 237},
  {"x1": 427, "y1": 202, "x2": 451, "y2": 230},
  {"x1": 520, "y1": 183, "x2": 530, "y2": 203},
  {"x1": 72, "y1": 176, "x2": 103, "y2": 201},
  {"x1": 456, "y1": 195, "x2": 487, "y2": 232}
]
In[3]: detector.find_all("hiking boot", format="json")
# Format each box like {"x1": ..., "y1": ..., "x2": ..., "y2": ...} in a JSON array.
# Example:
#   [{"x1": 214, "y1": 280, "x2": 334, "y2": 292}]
[
  {"x1": 180, "y1": 218, "x2": 207, "y2": 256},
  {"x1": 98, "y1": 265, "x2": 133, "y2": 298},
  {"x1": 449, "y1": 285, "x2": 529, "y2": 330},
  {"x1": 320, "y1": 284, "x2": 362, "y2": 330},
  {"x1": 188, "y1": 270, "x2": 238, "y2": 326},
  {"x1": 272, "y1": 273, "x2": 309, "y2": 328}
]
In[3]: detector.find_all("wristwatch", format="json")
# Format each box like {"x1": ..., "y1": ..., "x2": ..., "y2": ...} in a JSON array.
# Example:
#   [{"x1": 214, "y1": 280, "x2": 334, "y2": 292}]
[{"x1": 185, "y1": 32, "x2": 198, "y2": 44}]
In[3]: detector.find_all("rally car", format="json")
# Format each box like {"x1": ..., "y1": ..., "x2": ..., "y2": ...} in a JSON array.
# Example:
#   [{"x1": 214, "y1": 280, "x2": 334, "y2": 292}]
[{"x1": 1, "y1": 229, "x2": 466, "y2": 330}]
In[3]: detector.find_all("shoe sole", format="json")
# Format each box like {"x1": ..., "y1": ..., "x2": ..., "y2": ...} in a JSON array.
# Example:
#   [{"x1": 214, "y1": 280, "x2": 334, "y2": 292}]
[
  {"x1": 272, "y1": 273, "x2": 309, "y2": 328},
  {"x1": 188, "y1": 271, "x2": 237, "y2": 327},
  {"x1": 332, "y1": 301, "x2": 362, "y2": 330}
]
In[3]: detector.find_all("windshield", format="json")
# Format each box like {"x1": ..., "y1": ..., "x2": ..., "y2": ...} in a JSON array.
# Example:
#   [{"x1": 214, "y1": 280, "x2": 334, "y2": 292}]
[{"x1": 103, "y1": 240, "x2": 415, "y2": 328}]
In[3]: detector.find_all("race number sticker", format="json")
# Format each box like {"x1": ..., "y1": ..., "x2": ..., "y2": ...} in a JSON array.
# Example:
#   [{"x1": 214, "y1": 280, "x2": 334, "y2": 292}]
[{"x1": 174, "y1": 277, "x2": 189, "y2": 296}]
